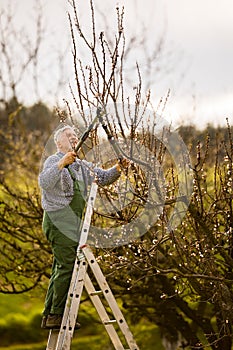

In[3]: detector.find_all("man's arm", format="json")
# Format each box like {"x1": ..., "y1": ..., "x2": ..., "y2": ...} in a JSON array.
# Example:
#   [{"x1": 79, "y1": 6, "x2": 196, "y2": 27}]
[
  {"x1": 94, "y1": 165, "x2": 121, "y2": 186},
  {"x1": 81, "y1": 158, "x2": 129, "y2": 186},
  {"x1": 39, "y1": 152, "x2": 78, "y2": 190}
]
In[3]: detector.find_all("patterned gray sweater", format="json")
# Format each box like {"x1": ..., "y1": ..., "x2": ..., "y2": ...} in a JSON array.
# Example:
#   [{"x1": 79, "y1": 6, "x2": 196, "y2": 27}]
[{"x1": 39, "y1": 152, "x2": 120, "y2": 212}]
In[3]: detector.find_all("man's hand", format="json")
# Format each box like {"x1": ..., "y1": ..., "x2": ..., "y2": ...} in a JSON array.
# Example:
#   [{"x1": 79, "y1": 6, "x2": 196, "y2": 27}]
[{"x1": 58, "y1": 151, "x2": 76, "y2": 170}]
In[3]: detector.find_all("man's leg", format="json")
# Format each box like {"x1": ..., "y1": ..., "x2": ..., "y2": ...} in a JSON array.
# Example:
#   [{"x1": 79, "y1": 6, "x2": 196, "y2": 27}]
[
  {"x1": 43, "y1": 258, "x2": 56, "y2": 316},
  {"x1": 42, "y1": 208, "x2": 81, "y2": 328},
  {"x1": 49, "y1": 227, "x2": 77, "y2": 315}
]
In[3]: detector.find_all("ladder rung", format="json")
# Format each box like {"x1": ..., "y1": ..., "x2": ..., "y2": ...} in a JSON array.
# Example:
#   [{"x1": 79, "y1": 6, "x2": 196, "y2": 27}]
[
  {"x1": 103, "y1": 319, "x2": 117, "y2": 324},
  {"x1": 90, "y1": 290, "x2": 103, "y2": 296}
]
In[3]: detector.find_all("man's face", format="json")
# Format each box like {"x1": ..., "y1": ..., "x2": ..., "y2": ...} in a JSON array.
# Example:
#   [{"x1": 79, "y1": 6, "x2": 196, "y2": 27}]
[{"x1": 57, "y1": 128, "x2": 78, "y2": 153}]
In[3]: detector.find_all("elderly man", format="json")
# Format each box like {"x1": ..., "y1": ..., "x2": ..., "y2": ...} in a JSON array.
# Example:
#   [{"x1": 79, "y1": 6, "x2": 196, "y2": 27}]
[{"x1": 39, "y1": 125, "x2": 125, "y2": 329}]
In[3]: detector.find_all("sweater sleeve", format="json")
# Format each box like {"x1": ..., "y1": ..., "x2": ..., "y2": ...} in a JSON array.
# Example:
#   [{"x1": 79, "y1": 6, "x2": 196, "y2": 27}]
[
  {"x1": 38, "y1": 155, "x2": 62, "y2": 190},
  {"x1": 80, "y1": 160, "x2": 121, "y2": 186},
  {"x1": 94, "y1": 166, "x2": 121, "y2": 186}
]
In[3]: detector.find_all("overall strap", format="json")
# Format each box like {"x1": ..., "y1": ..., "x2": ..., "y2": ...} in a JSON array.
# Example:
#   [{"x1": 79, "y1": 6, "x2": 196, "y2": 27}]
[
  {"x1": 67, "y1": 166, "x2": 76, "y2": 181},
  {"x1": 68, "y1": 165, "x2": 87, "y2": 198}
]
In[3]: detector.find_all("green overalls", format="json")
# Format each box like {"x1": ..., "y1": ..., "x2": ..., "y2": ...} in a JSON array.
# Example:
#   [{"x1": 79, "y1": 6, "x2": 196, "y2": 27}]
[{"x1": 42, "y1": 172, "x2": 86, "y2": 316}]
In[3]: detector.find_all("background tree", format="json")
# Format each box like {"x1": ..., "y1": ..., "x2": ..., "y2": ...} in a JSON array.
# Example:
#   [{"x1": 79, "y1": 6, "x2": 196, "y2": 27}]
[
  {"x1": 0, "y1": 101, "x2": 55, "y2": 293},
  {"x1": 55, "y1": 1, "x2": 233, "y2": 348},
  {"x1": 102, "y1": 121, "x2": 232, "y2": 350}
]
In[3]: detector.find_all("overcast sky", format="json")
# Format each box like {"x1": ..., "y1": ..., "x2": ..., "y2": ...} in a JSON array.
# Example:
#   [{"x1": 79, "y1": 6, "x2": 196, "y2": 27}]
[{"x1": 0, "y1": 0, "x2": 233, "y2": 128}]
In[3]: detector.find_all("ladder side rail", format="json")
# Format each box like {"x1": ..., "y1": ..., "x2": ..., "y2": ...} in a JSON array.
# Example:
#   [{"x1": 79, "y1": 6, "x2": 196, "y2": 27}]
[
  {"x1": 55, "y1": 259, "x2": 88, "y2": 350},
  {"x1": 79, "y1": 181, "x2": 98, "y2": 247},
  {"x1": 46, "y1": 249, "x2": 87, "y2": 349},
  {"x1": 48, "y1": 182, "x2": 98, "y2": 350},
  {"x1": 84, "y1": 273, "x2": 126, "y2": 350},
  {"x1": 82, "y1": 246, "x2": 139, "y2": 350},
  {"x1": 46, "y1": 261, "x2": 88, "y2": 350},
  {"x1": 46, "y1": 330, "x2": 59, "y2": 350}
]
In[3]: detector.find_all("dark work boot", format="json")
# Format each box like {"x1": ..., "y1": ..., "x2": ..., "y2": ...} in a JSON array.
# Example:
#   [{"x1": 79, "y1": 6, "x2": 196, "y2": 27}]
[
  {"x1": 45, "y1": 314, "x2": 81, "y2": 330},
  {"x1": 46, "y1": 314, "x2": 62, "y2": 329}
]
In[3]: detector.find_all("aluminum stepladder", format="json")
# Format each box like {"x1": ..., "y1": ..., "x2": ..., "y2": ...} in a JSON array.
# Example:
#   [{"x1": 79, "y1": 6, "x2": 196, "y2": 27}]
[{"x1": 46, "y1": 181, "x2": 139, "y2": 350}]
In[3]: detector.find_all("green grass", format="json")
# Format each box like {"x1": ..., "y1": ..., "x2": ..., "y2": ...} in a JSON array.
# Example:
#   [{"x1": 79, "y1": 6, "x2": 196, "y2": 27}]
[
  {"x1": 0, "y1": 292, "x2": 164, "y2": 350},
  {"x1": 0, "y1": 344, "x2": 45, "y2": 350},
  {"x1": 0, "y1": 324, "x2": 164, "y2": 350}
]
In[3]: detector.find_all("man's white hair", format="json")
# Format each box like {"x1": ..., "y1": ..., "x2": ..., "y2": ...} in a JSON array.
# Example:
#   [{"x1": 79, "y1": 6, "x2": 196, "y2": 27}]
[{"x1": 53, "y1": 125, "x2": 74, "y2": 144}]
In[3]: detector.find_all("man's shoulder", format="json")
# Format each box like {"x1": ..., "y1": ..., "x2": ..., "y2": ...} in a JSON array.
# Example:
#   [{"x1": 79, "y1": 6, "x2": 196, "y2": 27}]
[{"x1": 44, "y1": 152, "x2": 63, "y2": 165}]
